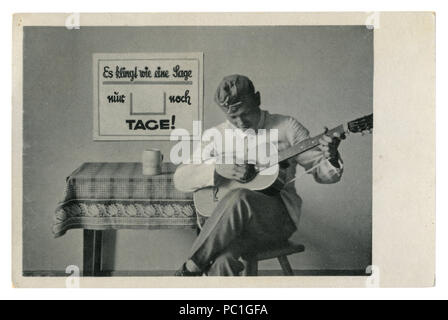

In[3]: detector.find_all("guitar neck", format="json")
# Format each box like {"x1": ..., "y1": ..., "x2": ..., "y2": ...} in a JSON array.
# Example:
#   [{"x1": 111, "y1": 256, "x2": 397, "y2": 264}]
[{"x1": 277, "y1": 124, "x2": 347, "y2": 163}]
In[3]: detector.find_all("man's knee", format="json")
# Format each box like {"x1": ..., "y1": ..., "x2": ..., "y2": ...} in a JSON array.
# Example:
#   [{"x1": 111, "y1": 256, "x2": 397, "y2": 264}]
[
  {"x1": 227, "y1": 188, "x2": 259, "y2": 204},
  {"x1": 223, "y1": 188, "x2": 261, "y2": 219}
]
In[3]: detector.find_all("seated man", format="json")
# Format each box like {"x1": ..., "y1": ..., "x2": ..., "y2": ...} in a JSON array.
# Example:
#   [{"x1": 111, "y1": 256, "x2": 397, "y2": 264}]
[{"x1": 173, "y1": 74, "x2": 344, "y2": 276}]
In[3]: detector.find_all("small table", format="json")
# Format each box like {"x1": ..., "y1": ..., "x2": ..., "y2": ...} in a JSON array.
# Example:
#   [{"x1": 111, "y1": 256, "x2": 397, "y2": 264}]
[{"x1": 53, "y1": 162, "x2": 198, "y2": 276}]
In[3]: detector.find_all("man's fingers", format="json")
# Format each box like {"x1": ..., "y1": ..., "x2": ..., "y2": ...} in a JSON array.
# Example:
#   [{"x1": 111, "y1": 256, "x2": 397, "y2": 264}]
[
  {"x1": 321, "y1": 135, "x2": 332, "y2": 143},
  {"x1": 332, "y1": 132, "x2": 346, "y2": 140},
  {"x1": 233, "y1": 165, "x2": 252, "y2": 180},
  {"x1": 234, "y1": 167, "x2": 247, "y2": 175},
  {"x1": 234, "y1": 164, "x2": 257, "y2": 183},
  {"x1": 319, "y1": 138, "x2": 329, "y2": 146},
  {"x1": 233, "y1": 171, "x2": 245, "y2": 179}
]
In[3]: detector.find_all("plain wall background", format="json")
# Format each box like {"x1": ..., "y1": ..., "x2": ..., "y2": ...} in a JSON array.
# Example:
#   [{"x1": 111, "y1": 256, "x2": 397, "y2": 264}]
[{"x1": 23, "y1": 26, "x2": 372, "y2": 274}]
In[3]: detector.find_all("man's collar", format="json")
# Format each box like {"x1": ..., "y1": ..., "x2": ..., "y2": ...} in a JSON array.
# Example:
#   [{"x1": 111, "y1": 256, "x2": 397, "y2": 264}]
[{"x1": 225, "y1": 109, "x2": 267, "y2": 132}]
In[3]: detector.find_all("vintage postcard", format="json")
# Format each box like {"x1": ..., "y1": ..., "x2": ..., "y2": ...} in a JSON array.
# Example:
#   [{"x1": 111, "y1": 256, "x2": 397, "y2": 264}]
[{"x1": 12, "y1": 12, "x2": 435, "y2": 287}]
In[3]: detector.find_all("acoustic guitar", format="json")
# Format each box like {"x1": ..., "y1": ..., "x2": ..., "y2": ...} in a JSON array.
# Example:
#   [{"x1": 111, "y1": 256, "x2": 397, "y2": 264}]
[{"x1": 193, "y1": 114, "x2": 373, "y2": 217}]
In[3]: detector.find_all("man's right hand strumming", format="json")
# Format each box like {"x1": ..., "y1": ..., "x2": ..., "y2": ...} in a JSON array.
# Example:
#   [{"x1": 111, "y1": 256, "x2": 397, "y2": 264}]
[{"x1": 215, "y1": 163, "x2": 257, "y2": 183}]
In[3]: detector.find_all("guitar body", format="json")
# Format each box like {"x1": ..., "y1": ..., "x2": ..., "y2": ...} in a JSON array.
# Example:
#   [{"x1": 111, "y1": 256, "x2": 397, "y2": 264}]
[{"x1": 193, "y1": 164, "x2": 280, "y2": 217}]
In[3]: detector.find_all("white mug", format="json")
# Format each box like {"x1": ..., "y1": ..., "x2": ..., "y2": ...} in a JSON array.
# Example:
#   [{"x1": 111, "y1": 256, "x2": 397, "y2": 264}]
[{"x1": 142, "y1": 149, "x2": 163, "y2": 175}]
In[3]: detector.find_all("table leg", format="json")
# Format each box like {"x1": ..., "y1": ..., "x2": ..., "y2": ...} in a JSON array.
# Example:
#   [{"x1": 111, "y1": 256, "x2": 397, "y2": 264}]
[{"x1": 83, "y1": 230, "x2": 103, "y2": 276}]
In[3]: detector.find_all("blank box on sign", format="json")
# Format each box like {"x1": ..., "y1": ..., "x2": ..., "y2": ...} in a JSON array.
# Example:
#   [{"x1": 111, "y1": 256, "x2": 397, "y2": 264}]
[{"x1": 130, "y1": 88, "x2": 166, "y2": 115}]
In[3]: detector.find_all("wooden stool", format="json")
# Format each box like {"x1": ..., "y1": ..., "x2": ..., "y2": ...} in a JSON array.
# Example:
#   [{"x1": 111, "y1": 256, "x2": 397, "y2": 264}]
[{"x1": 241, "y1": 241, "x2": 305, "y2": 276}]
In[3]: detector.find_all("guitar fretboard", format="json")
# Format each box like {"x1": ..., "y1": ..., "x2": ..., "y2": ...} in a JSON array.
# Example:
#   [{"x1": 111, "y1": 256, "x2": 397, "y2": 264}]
[{"x1": 278, "y1": 124, "x2": 346, "y2": 163}]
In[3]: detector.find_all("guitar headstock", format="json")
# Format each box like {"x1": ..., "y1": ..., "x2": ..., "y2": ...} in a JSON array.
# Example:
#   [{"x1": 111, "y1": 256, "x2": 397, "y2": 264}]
[{"x1": 347, "y1": 114, "x2": 373, "y2": 134}]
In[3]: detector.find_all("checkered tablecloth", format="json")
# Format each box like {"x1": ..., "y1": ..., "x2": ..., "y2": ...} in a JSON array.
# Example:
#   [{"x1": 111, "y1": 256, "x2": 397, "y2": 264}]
[{"x1": 53, "y1": 162, "x2": 198, "y2": 237}]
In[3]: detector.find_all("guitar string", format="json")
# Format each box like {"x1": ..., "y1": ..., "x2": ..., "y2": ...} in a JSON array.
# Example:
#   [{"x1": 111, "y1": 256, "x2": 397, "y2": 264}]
[{"x1": 284, "y1": 161, "x2": 323, "y2": 186}]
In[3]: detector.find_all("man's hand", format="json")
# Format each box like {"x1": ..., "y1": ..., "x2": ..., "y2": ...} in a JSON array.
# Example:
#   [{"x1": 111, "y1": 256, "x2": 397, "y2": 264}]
[
  {"x1": 318, "y1": 130, "x2": 345, "y2": 168},
  {"x1": 215, "y1": 163, "x2": 257, "y2": 183}
]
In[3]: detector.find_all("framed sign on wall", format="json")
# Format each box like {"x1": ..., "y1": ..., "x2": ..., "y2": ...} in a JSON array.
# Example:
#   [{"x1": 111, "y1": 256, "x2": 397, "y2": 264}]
[{"x1": 93, "y1": 52, "x2": 203, "y2": 140}]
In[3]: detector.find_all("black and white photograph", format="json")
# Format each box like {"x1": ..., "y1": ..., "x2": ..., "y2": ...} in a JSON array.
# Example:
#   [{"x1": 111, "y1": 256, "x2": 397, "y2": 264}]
[
  {"x1": 22, "y1": 22, "x2": 373, "y2": 278},
  {"x1": 11, "y1": 12, "x2": 435, "y2": 289}
]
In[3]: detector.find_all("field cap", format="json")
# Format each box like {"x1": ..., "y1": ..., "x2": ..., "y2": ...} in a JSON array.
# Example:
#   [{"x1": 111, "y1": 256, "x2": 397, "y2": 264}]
[{"x1": 214, "y1": 75, "x2": 256, "y2": 113}]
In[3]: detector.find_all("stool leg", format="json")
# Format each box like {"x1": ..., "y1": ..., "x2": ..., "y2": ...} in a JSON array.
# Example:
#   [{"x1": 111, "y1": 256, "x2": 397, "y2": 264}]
[
  {"x1": 277, "y1": 255, "x2": 294, "y2": 276},
  {"x1": 241, "y1": 258, "x2": 258, "y2": 276}
]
